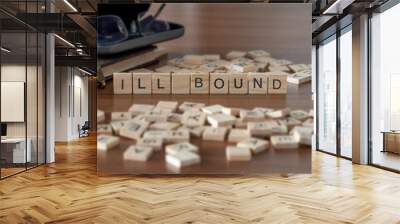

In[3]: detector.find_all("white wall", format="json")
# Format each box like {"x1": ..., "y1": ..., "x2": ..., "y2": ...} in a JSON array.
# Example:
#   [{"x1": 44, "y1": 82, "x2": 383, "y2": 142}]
[{"x1": 54, "y1": 66, "x2": 89, "y2": 141}]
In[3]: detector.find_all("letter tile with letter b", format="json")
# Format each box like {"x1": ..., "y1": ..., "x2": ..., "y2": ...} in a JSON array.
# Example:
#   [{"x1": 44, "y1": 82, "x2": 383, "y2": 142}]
[
  {"x1": 210, "y1": 73, "x2": 229, "y2": 94},
  {"x1": 191, "y1": 73, "x2": 209, "y2": 94}
]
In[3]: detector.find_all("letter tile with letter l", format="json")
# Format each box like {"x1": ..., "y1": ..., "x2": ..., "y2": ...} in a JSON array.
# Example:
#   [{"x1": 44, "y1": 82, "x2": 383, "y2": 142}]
[
  {"x1": 133, "y1": 73, "x2": 152, "y2": 94},
  {"x1": 191, "y1": 73, "x2": 209, "y2": 94},
  {"x1": 267, "y1": 73, "x2": 288, "y2": 94},
  {"x1": 152, "y1": 73, "x2": 171, "y2": 94},
  {"x1": 210, "y1": 73, "x2": 229, "y2": 94},
  {"x1": 229, "y1": 73, "x2": 248, "y2": 94}
]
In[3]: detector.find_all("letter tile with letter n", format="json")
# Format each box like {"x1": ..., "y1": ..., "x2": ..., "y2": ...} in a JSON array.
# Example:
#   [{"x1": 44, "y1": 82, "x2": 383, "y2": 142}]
[
  {"x1": 229, "y1": 73, "x2": 248, "y2": 94},
  {"x1": 210, "y1": 73, "x2": 229, "y2": 94},
  {"x1": 152, "y1": 73, "x2": 171, "y2": 94},
  {"x1": 267, "y1": 73, "x2": 288, "y2": 94},
  {"x1": 248, "y1": 72, "x2": 268, "y2": 94},
  {"x1": 191, "y1": 73, "x2": 209, "y2": 94},
  {"x1": 113, "y1": 73, "x2": 133, "y2": 94},
  {"x1": 133, "y1": 73, "x2": 152, "y2": 94},
  {"x1": 172, "y1": 73, "x2": 190, "y2": 94}
]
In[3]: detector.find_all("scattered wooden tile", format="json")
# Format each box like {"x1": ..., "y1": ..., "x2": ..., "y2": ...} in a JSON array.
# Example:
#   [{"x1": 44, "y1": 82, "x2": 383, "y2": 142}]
[
  {"x1": 226, "y1": 51, "x2": 247, "y2": 60},
  {"x1": 290, "y1": 110, "x2": 310, "y2": 121},
  {"x1": 271, "y1": 123, "x2": 288, "y2": 135},
  {"x1": 302, "y1": 118, "x2": 314, "y2": 128},
  {"x1": 288, "y1": 64, "x2": 311, "y2": 72},
  {"x1": 144, "y1": 110, "x2": 169, "y2": 122},
  {"x1": 228, "y1": 129, "x2": 251, "y2": 143},
  {"x1": 123, "y1": 145, "x2": 153, "y2": 161},
  {"x1": 266, "y1": 108, "x2": 290, "y2": 119},
  {"x1": 190, "y1": 73, "x2": 209, "y2": 94},
  {"x1": 179, "y1": 102, "x2": 205, "y2": 112},
  {"x1": 167, "y1": 113, "x2": 182, "y2": 123},
  {"x1": 110, "y1": 120, "x2": 128, "y2": 135},
  {"x1": 202, "y1": 104, "x2": 226, "y2": 114},
  {"x1": 155, "y1": 65, "x2": 180, "y2": 73},
  {"x1": 222, "y1": 107, "x2": 242, "y2": 117},
  {"x1": 119, "y1": 121, "x2": 149, "y2": 140},
  {"x1": 229, "y1": 73, "x2": 248, "y2": 94},
  {"x1": 252, "y1": 107, "x2": 274, "y2": 115},
  {"x1": 168, "y1": 57, "x2": 184, "y2": 66},
  {"x1": 207, "y1": 113, "x2": 237, "y2": 128},
  {"x1": 97, "y1": 135, "x2": 119, "y2": 151},
  {"x1": 171, "y1": 73, "x2": 190, "y2": 94},
  {"x1": 136, "y1": 138, "x2": 163, "y2": 151},
  {"x1": 183, "y1": 55, "x2": 205, "y2": 65},
  {"x1": 202, "y1": 127, "x2": 228, "y2": 141},
  {"x1": 111, "y1": 112, "x2": 132, "y2": 121},
  {"x1": 287, "y1": 70, "x2": 311, "y2": 84},
  {"x1": 231, "y1": 62, "x2": 257, "y2": 73},
  {"x1": 274, "y1": 59, "x2": 292, "y2": 66},
  {"x1": 268, "y1": 65, "x2": 291, "y2": 73},
  {"x1": 156, "y1": 101, "x2": 178, "y2": 112},
  {"x1": 197, "y1": 63, "x2": 223, "y2": 73},
  {"x1": 178, "y1": 126, "x2": 205, "y2": 138},
  {"x1": 165, "y1": 130, "x2": 190, "y2": 143},
  {"x1": 247, "y1": 50, "x2": 271, "y2": 59},
  {"x1": 254, "y1": 62, "x2": 268, "y2": 72},
  {"x1": 237, "y1": 138, "x2": 269, "y2": 154},
  {"x1": 278, "y1": 117, "x2": 302, "y2": 130},
  {"x1": 234, "y1": 118, "x2": 248, "y2": 129},
  {"x1": 270, "y1": 135, "x2": 299, "y2": 149},
  {"x1": 128, "y1": 104, "x2": 154, "y2": 116},
  {"x1": 97, "y1": 124, "x2": 113, "y2": 135},
  {"x1": 248, "y1": 73, "x2": 268, "y2": 94},
  {"x1": 143, "y1": 130, "x2": 169, "y2": 140},
  {"x1": 165, "y1": 142, "x2": 199, "y2": 155},
  {"x1": 210, "y1": 73, "x2": 229, "y2": 94},
  {"x1": 132, "y1": 114, "x2": 147, "y2": 123},
  {"x1": 226, "y1": 146, "x2": 251, "y2": 161},
  {"x1": 97, "y1": 110, "x2": 105, "y2": 123},
  {"x1": 149, "y1": 122, "x2": 180, "y2": 131},
  {"x1": 247, "y1": 121, "x2": 277, "y2": 137},
  {"x1": 166, "y1": 151, "x2": 201, "y2": 168},
  {"x1": 113, "y1": 73, "x2": 133, "y2": 94},
  {"x1": 290, "y1": 126, "x2": 313, "y2": 146},
  {"x1": 182, "y1": 110, "x2": 206, "y2": 127},
  {"x1": 203, "y1": 54, "x2": 221, "y2": 61},
  {"x1": 240, "y1": 110, "x2": 265, "y2": 122},
  {"x1": 132, "y1": 73, "x2": 152, "y2": 94}
]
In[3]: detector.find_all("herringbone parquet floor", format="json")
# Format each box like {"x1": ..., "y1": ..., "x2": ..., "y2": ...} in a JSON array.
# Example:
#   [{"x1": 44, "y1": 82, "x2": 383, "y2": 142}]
[{"x1": 1, "y1": 135, "x2": 399, "y2": 224}]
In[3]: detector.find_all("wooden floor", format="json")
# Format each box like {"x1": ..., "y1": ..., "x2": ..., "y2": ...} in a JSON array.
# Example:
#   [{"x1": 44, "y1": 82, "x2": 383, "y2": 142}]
[{"x1": 0, "y1": 135, "x2": 400, "y2": 224}]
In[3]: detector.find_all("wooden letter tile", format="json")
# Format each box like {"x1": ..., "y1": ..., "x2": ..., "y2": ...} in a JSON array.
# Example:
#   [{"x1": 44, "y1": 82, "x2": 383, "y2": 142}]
[
  {"x1": 136, "y1": 138, "x2": 163, "y2": 151},
  {"x1": 202, "y1": 127, "x2": 228, "y2": 141},
  {"x1": 237, "y1": 138, "x2": 269, "y2": 154},
  {"x1": 165, "y1": 130, "x2": 190, "y2": 143},
  {"x1": 171, "y1": 73, "x2": 190, "y2": 94},
  {"x1": 123, "y1": 145, "x2": 153, "y2": 161},
  {"x1": 113, "y1": 73, "x2": 132, "y2": 94},
  {"x1": 229, "y1": 73, "x2": 248, "y2": 94},
  {"x1": 97, "y1": 124, "x2": 113, "y2": 134},
  {"x1": 152, "y1": 73, "x2": 171, "y2": 94},
  {"x1": 226, "y1": 146, "x2": 251, "y2": 161},
  {"x1": 202, "y1": 104, "x2": 226, "y2": 115},
  {"x1": 97, "y1": 135, "x2": 120, "y2": 151},
  {"x1": 191, "y1": 73, "x2": 209, "y2": 94},
  {"x1": 179, "y1": 102, "x2": 205, "y2": 112},
  {"x1": 290, "y1": 126, "x2": 313, "y2": 146},
  {"x1": 155, "y1": 101, "x2": 178, "y2": 112},
  {"x1": 166, "y1": 151, "x2": 201, "y2": 168},
  {"x1": 268, "y1": 73, "x2": 288, "y2": 94},
  {"x1": 227, "y1": 129, "x2": 251, "y2": 143},
  {"x1": 207, "y1": 113, "x2": 237, "y2": 128},
  {"x1": 133, "y1": 73, "x2": 152, "y2": 94},
  {"x1": 210, "y1": 73, "x2": 229, "y2": 94},
  {"x1": 226, "y1": 51, "x2": 246, "y2": 60},
  {"x1": 128, "y1": 104, "x2": 155, "y2": 116},
  {"x1": 182, "y1": 110, "x2": 206, "y2": 127},
  {"x1": 111, "y1": 112, "x2": 132, "y2": 121},
  {"x1": 270, "y1": 135, "x2": 299, "y2": 149},
  {"x1": 165, "y1": 142, "x2": 199, "y2": 155},
  {"x1": 119, "y1": 121, "x2": 149, "y2": 140},
  {"x1": 248, "y1": 73, "x2": 268, "y2": 94},
  {"x1": 97, "y1": 110, "x2": 105, "y2": 123},
  {"x1": 240, "y1": 110, "x2": 265, "y2": 122},
  {"x1": 149, "y1": 122, "x2": 180, "y2": 131}
]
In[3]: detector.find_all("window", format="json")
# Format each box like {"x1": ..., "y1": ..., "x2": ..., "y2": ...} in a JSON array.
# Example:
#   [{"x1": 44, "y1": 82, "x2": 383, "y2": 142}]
[{"x1": 317, "y1": 35, "x2": 337, "y2": 154}]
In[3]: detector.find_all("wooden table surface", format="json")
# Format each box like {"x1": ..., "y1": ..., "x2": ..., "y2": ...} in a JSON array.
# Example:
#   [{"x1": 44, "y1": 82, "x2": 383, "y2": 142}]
[{"x1": 97, "y1": 81, "x2": 312, "y2": 175}]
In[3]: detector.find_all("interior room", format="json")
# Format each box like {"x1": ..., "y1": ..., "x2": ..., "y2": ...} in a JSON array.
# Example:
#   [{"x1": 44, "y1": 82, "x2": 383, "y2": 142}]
[{"x1": 0, "y1": 0, "x2": 399, "y2": 223}]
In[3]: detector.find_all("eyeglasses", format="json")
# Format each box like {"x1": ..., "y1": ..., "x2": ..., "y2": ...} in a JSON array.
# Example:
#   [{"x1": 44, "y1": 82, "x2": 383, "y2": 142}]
[{"x1": 97, "y1": 4, "x2": 169, "y2": 46}]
